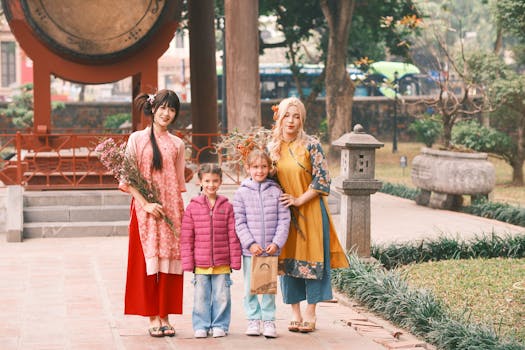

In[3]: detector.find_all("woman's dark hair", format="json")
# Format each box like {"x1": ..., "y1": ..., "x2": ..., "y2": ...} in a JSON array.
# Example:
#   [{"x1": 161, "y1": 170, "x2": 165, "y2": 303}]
[
  {"x1": 197, "y1": 163, "x2": 222, "y2": 180},
  {"x1": 134, "y1": 89, "x2": 181, "y2": 170}
]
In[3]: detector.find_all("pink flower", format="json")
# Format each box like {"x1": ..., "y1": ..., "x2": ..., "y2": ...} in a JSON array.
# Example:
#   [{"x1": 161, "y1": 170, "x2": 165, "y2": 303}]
[{"x1": 95, "y1": 137, "x2": 175, "y2": 234}]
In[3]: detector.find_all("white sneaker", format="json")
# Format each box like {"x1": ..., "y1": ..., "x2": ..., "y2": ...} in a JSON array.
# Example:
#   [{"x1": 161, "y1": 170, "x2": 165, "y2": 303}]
[
  {"x1": 262, "y1": 320, "x2": 277, "y2": 338},
  {"x1": 245, "y1": 319, "x2": 261, "y2": 336},
  {"x1": 212, "y1": 327, "x2": 226, "y2": 338},
  {"x1": 194, "y1": 329, "x2": 208, "y2": 338}
]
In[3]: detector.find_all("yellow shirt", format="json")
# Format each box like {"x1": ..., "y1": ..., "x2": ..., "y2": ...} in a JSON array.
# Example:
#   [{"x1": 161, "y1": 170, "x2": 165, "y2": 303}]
[{"x1": 194, "y1": 265, "x2": 231, "y2": 274}]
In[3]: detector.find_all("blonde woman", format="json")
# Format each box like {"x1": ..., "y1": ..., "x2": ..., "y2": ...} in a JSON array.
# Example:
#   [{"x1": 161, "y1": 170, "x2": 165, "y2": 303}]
[{"x1": 268, "y1": 97, "x2": 349, "y2": 333}]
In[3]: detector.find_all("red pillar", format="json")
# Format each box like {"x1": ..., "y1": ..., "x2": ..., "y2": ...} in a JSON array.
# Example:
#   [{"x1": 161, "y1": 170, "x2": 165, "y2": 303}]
[
  {"x1": 132, "y1": 64, "x2": 159, "y2": 131},
  {"x1": 32, "y1": 61, "x2": 51, "y2": 134}
]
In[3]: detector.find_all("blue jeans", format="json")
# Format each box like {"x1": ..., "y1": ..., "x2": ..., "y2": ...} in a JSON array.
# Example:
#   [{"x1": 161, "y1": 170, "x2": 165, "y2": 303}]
[
  {"x1": 242, "y1": 256, "x2": 276, "y2": 321},
  {"x1": 191, "y1": 274, "x2": 232, "y2": 332}
]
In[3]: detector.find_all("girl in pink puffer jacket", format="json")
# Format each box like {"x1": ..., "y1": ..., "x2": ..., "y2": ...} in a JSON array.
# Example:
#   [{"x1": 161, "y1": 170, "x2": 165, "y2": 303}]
[{"x1": 181, "y1": 163, "x2": 241, "y2": 339}]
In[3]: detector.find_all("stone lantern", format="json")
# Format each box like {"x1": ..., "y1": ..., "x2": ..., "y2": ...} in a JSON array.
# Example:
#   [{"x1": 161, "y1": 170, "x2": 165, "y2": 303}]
[{"x1": 332, "y1": 124, "x2": 384, "y2": 257}]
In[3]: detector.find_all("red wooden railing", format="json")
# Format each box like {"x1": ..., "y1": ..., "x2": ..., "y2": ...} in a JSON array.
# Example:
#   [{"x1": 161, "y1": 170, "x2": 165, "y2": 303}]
[{"x1": 0, "y1": 131, "x2": 243, "y2": 190}]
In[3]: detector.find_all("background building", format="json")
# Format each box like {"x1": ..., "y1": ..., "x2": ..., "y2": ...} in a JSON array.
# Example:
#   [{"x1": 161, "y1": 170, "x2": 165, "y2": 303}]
[{"x1": 0, "y1": 17, "x2": 192, "y2": 103}]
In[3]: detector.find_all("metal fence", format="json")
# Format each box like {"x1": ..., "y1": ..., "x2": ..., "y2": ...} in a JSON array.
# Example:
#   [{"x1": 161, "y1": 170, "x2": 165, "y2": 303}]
[{"x1": 0, "y1": 131, "x2": 242, "y2": 190}]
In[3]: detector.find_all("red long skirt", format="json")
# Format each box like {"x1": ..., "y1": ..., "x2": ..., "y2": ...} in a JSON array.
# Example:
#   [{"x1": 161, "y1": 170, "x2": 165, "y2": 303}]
[{"x1": 124, "y1": 201, "x2": 184, "y2": 317}]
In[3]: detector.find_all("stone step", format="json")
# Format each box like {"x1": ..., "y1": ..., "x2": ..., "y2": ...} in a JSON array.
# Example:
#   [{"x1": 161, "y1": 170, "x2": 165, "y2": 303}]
[
  {"x1": 23, "y1": 190, "x2": 130, "y2": 207},
  {"x1": 24, "y1": 205, "x2": 130, "y2": 223},
  {"x1": 23, "y1": 221, "x2": 129, "y2": 239}
]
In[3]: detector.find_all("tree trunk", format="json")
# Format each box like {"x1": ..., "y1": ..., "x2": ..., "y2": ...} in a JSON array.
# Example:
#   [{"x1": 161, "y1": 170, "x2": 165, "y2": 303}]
[
  {"x1": 442, "y1": 114, "x2": 453, "y2": 148},
  {"x1": 304, "y1": 69, "x2": 325, "y2": 111},
  {"x1": 225, "y1": 0, "x2": 260, "y2": 132},
  {"x1": 512, "y1": 160, "x2": 524, "y2": 185},
  {"x1": 320, "y1": 0, "x2": 355, "y2": 144},
  {"x1": 512, "y1": 115, "x2": 525, "y2": 185},
  {"x1": 79, "y1": 85, "x2": 85, "y2": 102},
  {"x1": 494, "y1": 22, "x2": 503, "y2": 55}
]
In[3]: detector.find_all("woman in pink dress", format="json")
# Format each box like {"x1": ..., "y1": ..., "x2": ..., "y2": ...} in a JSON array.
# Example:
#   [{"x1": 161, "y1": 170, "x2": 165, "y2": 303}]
[{"x1": 119, "y1": 89, "x2": 187, "y2": 337}]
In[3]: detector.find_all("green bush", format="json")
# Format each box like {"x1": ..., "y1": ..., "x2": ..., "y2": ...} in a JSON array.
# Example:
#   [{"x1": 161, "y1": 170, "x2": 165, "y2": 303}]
[
  {"x1": 104, "y1": 113, "x2": 131, "y2": 132},
  {"x1": 332, "y1": 254, "x2": 525, "y2": 350},
  {"x1": 408, "y1": 114, "x2": 442, "y2": 147},
  {"x1": 463, "y1": 198, "x2": 525, "y2": 227},
  {"x1": 452, "y1": 120, "x2": 516, "y2": 162},
  {"x1": 0, "y1": 83, "x2": 64, "y2": 129},
  {"x1": 379, "y1": 182, "x2": 420, "y2": 200},
  {"x1": 371, "y1": 233, "x2": 525, "y2": 269},
  {"x1": 319, "y1": 118, "x2": 328, "y2": 142}
]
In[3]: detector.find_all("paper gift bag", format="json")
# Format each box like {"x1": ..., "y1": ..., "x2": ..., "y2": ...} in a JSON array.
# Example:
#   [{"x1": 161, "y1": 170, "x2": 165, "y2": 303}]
[{"x1": 250, "y1": 255, "x2": 278, "y2": 294}]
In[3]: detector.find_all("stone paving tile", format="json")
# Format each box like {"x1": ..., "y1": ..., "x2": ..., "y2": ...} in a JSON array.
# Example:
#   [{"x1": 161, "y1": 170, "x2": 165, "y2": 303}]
[
  {"x1": 0, "y1": 234, "x2": 395, "y2": 350},
  {"x1": 374, "y1": 338, "x2": 428, "y2": 349},
  {"x1": 2, "y1": 186, "x2": 521, "y2": 349}
]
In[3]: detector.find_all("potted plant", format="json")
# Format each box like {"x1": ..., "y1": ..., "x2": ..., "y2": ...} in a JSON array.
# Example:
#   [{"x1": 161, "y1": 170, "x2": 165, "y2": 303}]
[{"x1": 400, "y1": 14, "x2": 496, "y2": 210}]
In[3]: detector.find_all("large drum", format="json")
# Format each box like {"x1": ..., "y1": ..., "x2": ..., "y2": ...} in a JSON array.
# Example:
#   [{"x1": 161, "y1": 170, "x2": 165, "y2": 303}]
[
  {"x1": 3, "y1": 0, "x2": 182, "y2": 132},
  {"x1": 5, "y1": 0, "x2": 178, "y2": 64}
]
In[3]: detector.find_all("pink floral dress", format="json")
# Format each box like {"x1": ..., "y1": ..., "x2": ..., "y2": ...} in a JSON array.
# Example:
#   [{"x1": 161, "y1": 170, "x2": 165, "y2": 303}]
[{"x1": 120, "y1": 127, "x2": 186, "y2": 275}]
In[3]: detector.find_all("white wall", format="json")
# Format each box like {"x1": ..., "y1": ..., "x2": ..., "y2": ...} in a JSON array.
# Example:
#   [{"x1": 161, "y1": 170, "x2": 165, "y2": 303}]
[{"x1": 0, "y1": 187, "x2": 6, "y2": 233}]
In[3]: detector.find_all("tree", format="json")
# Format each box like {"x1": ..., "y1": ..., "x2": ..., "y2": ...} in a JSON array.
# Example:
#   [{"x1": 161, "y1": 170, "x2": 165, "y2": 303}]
[
  {"x1": 259, "y1": 0, "x2": 326, "y2": 110},
  {"x1": 417, "y1": 40, "x2": 488, "y2": 149},
  {"x1": 495, "y1": 0, "x2": 525, "y2": 39},
  {"x1": 383, "y1": 3, "x2": 494, "y2": 149},
  {"x1": 467, "y1": 52, "x2": 525, "y2": 185},
  {"x1": 462, "y1": 0, "x2": 525, "y2": 185},
  {"x1": 259, "y1": 0, "x2": 420, "y2": 143},
  {"x1": 319, "y1": 0, "x2": 354, "y2": 143},
  {"x1": 0, "y1": 83, "x2": 64, "y2": 129}
]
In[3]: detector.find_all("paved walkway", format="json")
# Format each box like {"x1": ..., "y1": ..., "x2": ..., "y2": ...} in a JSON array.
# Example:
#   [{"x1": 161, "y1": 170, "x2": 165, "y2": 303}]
[{"x1": 0, "y1": 183, "x2": 523, "y2": 350}]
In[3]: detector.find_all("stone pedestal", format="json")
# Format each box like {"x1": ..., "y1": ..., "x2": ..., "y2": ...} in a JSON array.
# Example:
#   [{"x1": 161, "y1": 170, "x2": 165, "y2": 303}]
[
  {"x1": 332, "y1": 125, "x2": 383, "y2": 257},
  {"x1": 411, "y1": 148, "x2": 495, "y2": 210}
]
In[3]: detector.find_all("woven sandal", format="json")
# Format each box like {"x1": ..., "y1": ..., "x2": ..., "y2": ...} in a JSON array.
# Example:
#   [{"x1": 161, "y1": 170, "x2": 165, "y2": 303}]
[
  {"x1": 288, "y1": 320, "x2": 302, "y2": 332},
  {"x1": 298, "y1": 320, "x2": 316, "y2": 333}
]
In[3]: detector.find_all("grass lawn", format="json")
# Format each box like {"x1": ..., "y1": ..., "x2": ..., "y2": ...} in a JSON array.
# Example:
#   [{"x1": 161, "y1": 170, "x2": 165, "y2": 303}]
[
  {"x1": 400, "y1": 258, "x2": 525, "y2": 343},
  {"x1": 327, "y1": 141, "x2": 525, "y2": 345}
]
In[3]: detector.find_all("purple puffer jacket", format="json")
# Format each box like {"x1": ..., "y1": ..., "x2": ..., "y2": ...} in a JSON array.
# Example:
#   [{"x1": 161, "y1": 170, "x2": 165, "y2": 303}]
[
  {"x1": 181, "y1": 194, "x2": 242, "y2": 271},
  {"x1": 233, "y1": 178, "x2": 291, "y2": 256}
]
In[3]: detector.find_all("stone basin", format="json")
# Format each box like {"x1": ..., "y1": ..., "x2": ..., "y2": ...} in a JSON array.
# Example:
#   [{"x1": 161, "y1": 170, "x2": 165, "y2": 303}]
[{"x1": 411, "y1": 148, "x2": 495, "y2": 209}]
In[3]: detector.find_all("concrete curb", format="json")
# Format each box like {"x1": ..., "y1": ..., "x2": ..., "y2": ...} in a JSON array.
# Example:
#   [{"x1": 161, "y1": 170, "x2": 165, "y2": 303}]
[{"x1": 6, "y1": 185, "x2": 23, "y2": 242}]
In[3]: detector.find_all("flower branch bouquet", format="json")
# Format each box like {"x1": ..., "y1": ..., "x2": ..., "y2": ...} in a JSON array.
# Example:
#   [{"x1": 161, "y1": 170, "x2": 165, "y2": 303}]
[
  {"x1": 213, "y1": 126, "x2": 273, "y2": 166},
  {"x1": 95, "y1": 138, "x2": 175, "y2": 233}
]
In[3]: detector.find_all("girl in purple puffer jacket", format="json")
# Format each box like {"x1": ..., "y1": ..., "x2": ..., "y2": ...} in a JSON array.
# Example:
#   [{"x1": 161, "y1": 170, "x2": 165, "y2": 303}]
[
  {"x1": 233, "y1": 149, "x2": 290, "y2": 338},
  {"x1": 181, "y1": 163, "x2": 242, "y2": 339}
]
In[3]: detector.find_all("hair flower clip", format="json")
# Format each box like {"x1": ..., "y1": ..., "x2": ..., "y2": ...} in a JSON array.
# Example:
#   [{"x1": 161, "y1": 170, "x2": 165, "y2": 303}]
[
  {"x1": 147, "y1": 94, "x2": 156, "y2": 104},
  {"x1": 271, "y1": 104, "x2": 279, "y2": 121}
]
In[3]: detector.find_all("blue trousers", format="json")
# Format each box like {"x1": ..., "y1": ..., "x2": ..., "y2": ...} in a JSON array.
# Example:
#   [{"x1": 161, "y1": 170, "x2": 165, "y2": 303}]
[{"x1": 191, "y1": 274, "x2": 232, "y2": 332}]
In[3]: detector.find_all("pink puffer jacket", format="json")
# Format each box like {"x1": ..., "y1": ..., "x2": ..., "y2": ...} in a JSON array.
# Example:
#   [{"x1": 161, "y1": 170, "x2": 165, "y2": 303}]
[{"x1": 181, "y1": 194, "x2": 242, "y2": 271}]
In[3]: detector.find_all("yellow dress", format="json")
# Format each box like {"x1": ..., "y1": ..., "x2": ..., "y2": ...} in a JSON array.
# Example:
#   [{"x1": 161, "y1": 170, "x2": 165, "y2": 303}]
[{"x1": 276, "y1": 139, "x2": 349, "y2": 279}]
